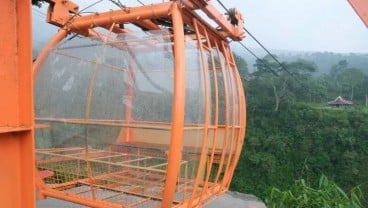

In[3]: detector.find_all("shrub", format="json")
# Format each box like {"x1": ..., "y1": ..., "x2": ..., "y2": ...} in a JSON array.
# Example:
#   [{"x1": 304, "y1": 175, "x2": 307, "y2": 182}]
[{"x1": 266, "y1": 175, "x2": 364, "y2": 208}]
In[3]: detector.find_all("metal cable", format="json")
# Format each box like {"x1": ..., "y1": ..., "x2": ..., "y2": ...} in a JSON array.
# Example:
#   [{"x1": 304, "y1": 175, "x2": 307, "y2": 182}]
[{"x1": 216, "y1": 0, "x2": 298, "y2": 79}]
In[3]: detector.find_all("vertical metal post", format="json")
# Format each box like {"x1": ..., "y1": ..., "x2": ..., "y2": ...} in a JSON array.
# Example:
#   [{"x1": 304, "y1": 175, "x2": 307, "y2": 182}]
[
  {"x1": 161, "y1": 3, "x2": 186, "y2": 208},
  {"x1": 123, "y1": 55, "x2": 135, "y2": 142},
  {"x1": 0, "y1": 0, "x2": 35, "y2": 207}
]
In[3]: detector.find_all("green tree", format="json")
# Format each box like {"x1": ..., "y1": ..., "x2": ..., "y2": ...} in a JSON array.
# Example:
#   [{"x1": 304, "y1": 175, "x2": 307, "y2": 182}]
[
  {"x1": 251, "y1": 56, "x2": 317, "y2": 111},
  {"x1": 326, "y1": 60, "x2": 367, "y2": 104},
  {"x1": 233, "y1": 53, "x2": 249, "y2": 82},
  {"x1": 283, "y1": 59, "x2": 317, "y2": 102},
  {"x1": 336, "y1": 68, "x2": 365, "y2": 101}
]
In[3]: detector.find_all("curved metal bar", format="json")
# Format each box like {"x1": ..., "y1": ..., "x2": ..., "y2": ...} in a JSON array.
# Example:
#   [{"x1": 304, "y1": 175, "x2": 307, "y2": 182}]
[
  {"x1": 161, "y1": 3, "x2": 186, "y2": 208},
  {"x1": 187, "y1": 19, "x2": 212, "y2": 207},
  {"x1": 220, "y1": 42, "x2": 237, "y2": 188},
  {"x1": 213, "y1": 41, "x2": 230, "y2": 186},
  {"x1": 199, "y1": 37, "x2": 219, "y2": 200},
  {"x1": 225, "y1": 63, "x2": 247, "y2": 189},
  {"x1": 33, "y1": 29, "x2": 68, "y2": 77}
]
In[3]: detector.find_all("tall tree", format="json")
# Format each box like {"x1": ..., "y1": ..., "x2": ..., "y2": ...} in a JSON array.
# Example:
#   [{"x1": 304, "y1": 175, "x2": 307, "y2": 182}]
[
  {"x1": 337, "y1": 68, "x2": 365, "y2": 101},
  {"x1": 252, "y1": 56, "x2": 317, "y2": 111},
  {"x1": 233, "y1": 53, "x2": 249, "y2": 83},
  {"x1": 252, "y1": 55, "x2": 286, "y2": 112},
  {"x1": 328, "y1": 60, "x2": 348, "y2": 95}
]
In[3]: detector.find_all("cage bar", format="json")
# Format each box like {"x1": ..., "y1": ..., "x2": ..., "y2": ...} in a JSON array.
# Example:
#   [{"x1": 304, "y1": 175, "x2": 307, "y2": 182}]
[{"x1": 34, "y1": 1, "x2": 246, "y2": 207}]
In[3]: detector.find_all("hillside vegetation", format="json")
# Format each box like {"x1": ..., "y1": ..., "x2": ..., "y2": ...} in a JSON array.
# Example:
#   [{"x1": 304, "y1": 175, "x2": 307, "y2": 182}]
[
  {"x1": 233, "y1": 46, "x2": 368, "y2": 76},
  {"x1": 231, "y1": 54, "x2": 368, "y2": 207}
]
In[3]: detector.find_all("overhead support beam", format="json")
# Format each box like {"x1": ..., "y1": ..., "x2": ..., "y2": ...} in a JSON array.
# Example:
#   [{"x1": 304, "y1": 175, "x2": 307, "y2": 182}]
[
  {"x1": 47, "y1": 1, "x2": 172, "y2": 33},
  {"x1": 46, "y1": 0, "x2": 244, "y2": 41}
]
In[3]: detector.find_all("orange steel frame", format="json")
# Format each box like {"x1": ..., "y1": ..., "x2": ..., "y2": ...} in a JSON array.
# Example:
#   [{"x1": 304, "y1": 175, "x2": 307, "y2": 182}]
[
  {"x1": 0, "y1": 0, "x2": 35, "y2": 208},
  {"x1": 4, "y1": 0, "x2": 366, "y2": 208},
  {"x1": 32, "y1": 0, "x2": 246, "y2": 207},
  {"x1": 0, "y1": 0, "x2": 368, "y2": 208}
]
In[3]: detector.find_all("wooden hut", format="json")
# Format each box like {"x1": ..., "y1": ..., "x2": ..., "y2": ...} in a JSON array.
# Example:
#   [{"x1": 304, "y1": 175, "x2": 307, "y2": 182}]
[{"x1": 328, "y1": 96, "x2": 353, "y2": 107}]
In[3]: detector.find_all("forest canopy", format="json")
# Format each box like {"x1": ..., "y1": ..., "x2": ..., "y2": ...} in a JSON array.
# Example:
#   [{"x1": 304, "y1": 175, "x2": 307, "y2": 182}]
[{"x1": 231, "y1": 53, "x2": 368, "y2": 207}]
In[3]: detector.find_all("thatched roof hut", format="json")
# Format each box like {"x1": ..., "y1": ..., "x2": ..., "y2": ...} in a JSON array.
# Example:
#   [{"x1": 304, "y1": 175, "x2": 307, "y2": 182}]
[{"x1": 328, "y1": 96, "x2": 353, "y2": 107}]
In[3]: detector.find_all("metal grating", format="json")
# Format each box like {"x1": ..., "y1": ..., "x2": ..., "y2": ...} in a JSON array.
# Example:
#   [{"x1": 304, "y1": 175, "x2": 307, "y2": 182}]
[{"x1": 36, "y1": 144, "x2": 199, "y2": 207}]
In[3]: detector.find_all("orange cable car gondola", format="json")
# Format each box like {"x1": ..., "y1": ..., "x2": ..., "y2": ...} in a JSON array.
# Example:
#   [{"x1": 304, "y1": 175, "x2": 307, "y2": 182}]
[{"x1": 33, "y1": 0, "x2": 246, "y2": 207}]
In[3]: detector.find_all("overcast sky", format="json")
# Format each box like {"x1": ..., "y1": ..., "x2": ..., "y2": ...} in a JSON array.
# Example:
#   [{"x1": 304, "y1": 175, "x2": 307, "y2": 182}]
[{"x1": 32, "y1": 0, "x2": 368, "y2": 53}]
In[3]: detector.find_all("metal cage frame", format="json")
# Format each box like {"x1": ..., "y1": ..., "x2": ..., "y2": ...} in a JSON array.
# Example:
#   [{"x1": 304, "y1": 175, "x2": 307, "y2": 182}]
[{"x1": 33, "y1": 1, "x2": 246, "y2": 207}]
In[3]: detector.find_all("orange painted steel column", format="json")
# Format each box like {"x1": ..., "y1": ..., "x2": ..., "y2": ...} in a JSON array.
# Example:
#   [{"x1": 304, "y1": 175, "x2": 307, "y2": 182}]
[
  {"x1": 161, "y1": 3, "x2": 186, "y2": 208},
  {"x1": 0, "y1": 0, "x2": 35, "y2": 207}
]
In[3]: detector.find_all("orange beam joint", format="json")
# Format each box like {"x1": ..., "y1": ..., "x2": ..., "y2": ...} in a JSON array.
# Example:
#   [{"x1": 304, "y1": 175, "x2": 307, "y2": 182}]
[
  {"x1": 47, "y1": 0, "x2": 79, "y2": 27},
  {"x1": 181, "y1": 0, "x2": 245, "y2": 41}
]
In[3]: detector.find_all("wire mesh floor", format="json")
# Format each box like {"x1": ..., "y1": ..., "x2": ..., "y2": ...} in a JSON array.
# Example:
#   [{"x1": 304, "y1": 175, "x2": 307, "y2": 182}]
[{"x1": 36, "y1": 145, "x2": 199, "y2": 207}]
